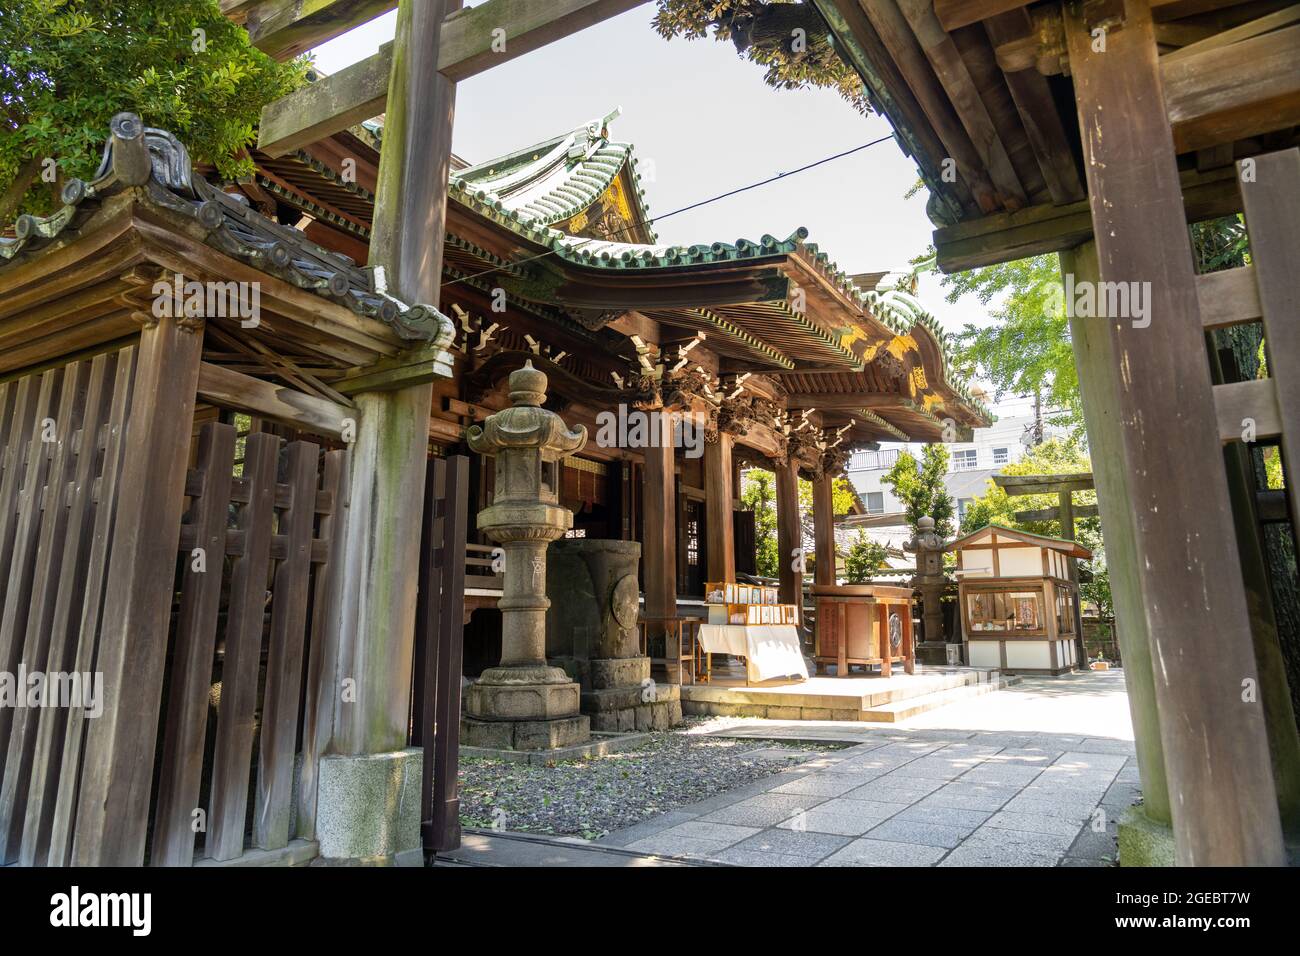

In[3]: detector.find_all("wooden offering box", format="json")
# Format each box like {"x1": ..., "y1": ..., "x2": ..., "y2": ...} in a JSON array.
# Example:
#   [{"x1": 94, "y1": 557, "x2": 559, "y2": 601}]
[{"x1": 811, "y1": 583, "x2": 915, "y2": 677}]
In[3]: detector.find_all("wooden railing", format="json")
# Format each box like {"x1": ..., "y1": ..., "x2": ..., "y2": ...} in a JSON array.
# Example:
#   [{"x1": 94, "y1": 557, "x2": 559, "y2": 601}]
[{"x1": 464, "y1": 542, "x2": 503, "y2": 590}]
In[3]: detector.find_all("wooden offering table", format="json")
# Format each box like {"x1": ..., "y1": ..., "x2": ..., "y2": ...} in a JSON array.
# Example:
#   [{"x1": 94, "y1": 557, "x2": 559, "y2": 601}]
[
  {"x1": 700, "y1": 582, "x2": 807, "y2": 685},
  {"x1": 812, "y1": 583, "x2": 915, "y2": 677}
]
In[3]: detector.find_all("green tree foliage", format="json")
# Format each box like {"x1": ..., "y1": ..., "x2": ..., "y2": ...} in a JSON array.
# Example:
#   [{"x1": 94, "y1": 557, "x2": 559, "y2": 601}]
[
  {"x1": 881, "y1": 444, "x2": 955, "y2": 537},
  {"x1": 652, "y1": 1, "x2": 869, "y2": 113},
  {"x1": 738, "y1": 469, "x2": 854, "y2": 577},
  {"x1": 1, "y1": 0, "x2": 308, "y2": 218},
  {"x1": 915, "y1": 250, "x2": 1083, "y2": 436},
  {"x1": 740, "y1": 467, "x2": 780, "y2": 577},
  {"x1": 957, "y1": 436, "x2": 1098, "y2": 545},
  {"x1": 797, "y1": 474, "x2": 855, "y2": 572},
  {"x1": 843, "y1": 531, "x2": 887, "y2": 583}
]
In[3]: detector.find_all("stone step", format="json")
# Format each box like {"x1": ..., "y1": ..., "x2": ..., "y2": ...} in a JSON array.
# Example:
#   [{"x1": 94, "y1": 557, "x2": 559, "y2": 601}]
[
  {"x1": 681, "y1": 667, "x2": 986, "y2": 713},
  {"x1": 859, "y1": 675, "x2": 1021, "y2": 723}
]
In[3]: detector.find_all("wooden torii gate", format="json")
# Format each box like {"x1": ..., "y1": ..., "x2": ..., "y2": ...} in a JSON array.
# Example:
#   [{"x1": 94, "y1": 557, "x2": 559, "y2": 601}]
[
  {"x1": 993, "y1": 472, "x2": 1095, "y2": 668},
  {"x1": 222, "y1": 0, "x2": 649, "y2": 861}
]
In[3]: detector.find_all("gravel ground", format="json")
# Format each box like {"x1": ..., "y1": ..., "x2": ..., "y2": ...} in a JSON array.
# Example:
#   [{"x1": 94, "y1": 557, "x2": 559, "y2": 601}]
[{"x1": 458, "y1": 719, "x2": 840, "y2": 840}]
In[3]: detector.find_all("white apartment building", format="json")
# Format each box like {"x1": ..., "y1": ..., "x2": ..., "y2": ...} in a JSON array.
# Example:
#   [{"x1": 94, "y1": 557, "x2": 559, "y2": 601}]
[{"x1": 843, "y1": 413, "x2": 1050, "y2": 566}]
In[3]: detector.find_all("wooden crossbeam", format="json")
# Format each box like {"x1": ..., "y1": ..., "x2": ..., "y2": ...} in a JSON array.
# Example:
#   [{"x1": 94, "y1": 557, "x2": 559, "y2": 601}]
[
  {"x1": 1162, "y1": 23, "x2": 1300, "y2": 153},
  {"x1": 1161, "y1": 3, "x2": 1300, "y2": 63},
  {"x1": 1197, "y1": 265, "x2": 1262, "y2": 329},
  {"x1": 1214, "y1": 377, "x2": 1282, "y2": 442},
  {"x1": 335, "y1": 344, "x2": 456, "y2": 394},
  {"x1": 258, "y1": 0, "x2": 648, "y2": 156},
  {"x1": 933, "y1": 165, "x2": 1240, "y2": 271},
  {"x1": 1014, "y1": 504, "x2": 1099, "y2": 522},
  {"x1": 223, "y1": 0, "x2": 398, "y2": 61},
  {"x1": 197, "y1": 362, "x2": 352, "y2": 439},
  {"x1": 937, "y1": 0, "x2": 1183, "y2": 31},
  {"x1": 993, "y1": 473, "x2": 1095, "y2": 495}
]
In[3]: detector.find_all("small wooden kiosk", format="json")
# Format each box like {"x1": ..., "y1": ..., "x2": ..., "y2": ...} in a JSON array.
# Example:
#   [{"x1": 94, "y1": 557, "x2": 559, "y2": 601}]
[
  {"x1": 948, "y1": 526, "x2": 1092, "y2": 676},
  {"x1": 811, "y1": 583, "x2": 915, "y2": 677}
]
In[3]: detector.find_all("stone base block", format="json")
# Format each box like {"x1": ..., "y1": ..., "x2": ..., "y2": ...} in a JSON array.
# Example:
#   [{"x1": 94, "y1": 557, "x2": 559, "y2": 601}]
[
  {"x1": 1118, "y1": 805, "x2": 1176, "y2": 867},
  {"x1": 588, "y1": 697, "x2": 682, "y2": 733},
  {"x1": 461, "y1": 714, "x2": 591, "y2": 751},
  {"x1": 589, "y1": 656, "x2": 651, "y2": 689},
  {"x1": 466, "y1": 678, "x2": 582, "y2": 721},
  {"x1": 314, "y1": 748, "x2": 422, "y2": 866},
  {"x1": 915, "y1": 642, "x2": 950, "y2": 666}
]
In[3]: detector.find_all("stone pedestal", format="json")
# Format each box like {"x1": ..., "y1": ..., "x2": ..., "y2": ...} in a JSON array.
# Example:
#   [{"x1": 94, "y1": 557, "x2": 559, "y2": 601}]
[
  {"x1": 547, "y1": 538, "x2": 682, "y2": 732},
  {"x1": 314, "y1": 749, "x2": 423, "y2": 866},
  {"x1": 462, "y1": 362, "x2": 590, "y2": 751}
]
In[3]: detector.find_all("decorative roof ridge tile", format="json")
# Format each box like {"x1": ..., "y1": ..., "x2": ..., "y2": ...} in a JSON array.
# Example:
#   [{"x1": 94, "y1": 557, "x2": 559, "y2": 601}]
[
  {"x1": 449, "y1": 109, "x2": 656, "y2": 240},
  {"x1": 858, "y1": 286, "x2": 990, "y2": 421},
  {"x1": 0, "y1": 114, "x2": 453, "y2": 347}
]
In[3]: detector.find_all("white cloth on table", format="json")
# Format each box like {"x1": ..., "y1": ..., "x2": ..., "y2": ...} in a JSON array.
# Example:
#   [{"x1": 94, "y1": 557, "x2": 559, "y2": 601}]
[{"x1": 697, "y1": 624, "x2": 808, "y2": 683}]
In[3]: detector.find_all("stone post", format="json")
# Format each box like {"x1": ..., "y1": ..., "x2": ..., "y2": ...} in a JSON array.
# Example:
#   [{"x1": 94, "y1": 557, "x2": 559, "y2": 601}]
[
  {"x1": 905, "y1": 516, "x2": 949, "y2": 666},
  {"x1": 548, "y1": 539, "x2": 682, "y2": 732},
  {"x1": 462, "y1": 363, "x2": 592, "y2": 750}
]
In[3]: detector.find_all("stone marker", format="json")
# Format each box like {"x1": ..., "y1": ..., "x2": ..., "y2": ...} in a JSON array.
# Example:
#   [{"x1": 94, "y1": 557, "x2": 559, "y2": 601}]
[{"x1": 548, "y1": 539, "x2": 682, "y2": 732}]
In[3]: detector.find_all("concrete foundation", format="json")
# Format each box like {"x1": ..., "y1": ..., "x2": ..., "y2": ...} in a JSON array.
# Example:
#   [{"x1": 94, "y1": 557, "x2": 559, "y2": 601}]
[
  {"x1": 314, "y1": 748, "x2": 423, "y2": 866},
  {"x1": 1117, "y1": 804, "x2": 1176, "y2": 867}
]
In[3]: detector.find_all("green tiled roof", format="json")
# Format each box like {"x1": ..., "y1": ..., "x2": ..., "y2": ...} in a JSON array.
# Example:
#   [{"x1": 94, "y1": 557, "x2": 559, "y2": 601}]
[{"x1": 450, "y1": 107, "x2": 655, "y2": 238}]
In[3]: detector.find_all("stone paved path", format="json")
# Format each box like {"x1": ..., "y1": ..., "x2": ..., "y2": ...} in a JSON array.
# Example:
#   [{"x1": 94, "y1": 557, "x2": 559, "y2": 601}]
[{"x1": 599, "y1": 671, "x2": 1138, "y2": 866}]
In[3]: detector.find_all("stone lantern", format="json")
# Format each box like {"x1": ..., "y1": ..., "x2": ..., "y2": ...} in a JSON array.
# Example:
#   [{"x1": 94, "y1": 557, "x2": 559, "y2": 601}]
[
  {"x1": 461, "y1": 361, "x2": 593, "y2": 750},
  {"x1": 905, "y1": 515, "x2": 950, "y2": 665}
]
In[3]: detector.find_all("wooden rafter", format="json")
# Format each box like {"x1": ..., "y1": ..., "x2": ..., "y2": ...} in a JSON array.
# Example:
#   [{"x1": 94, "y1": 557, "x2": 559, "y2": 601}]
[
  {"x1": 1162, "y1": 22, "x2": 1300, "y2": 152},
  {"x1": 896, "y1": 0, "x2": 1029, "y2": 209},
  {"x1": 983, "y1": 9, "x2": 1085, "y2": 204},
  {"x1": 858, "y1": 0, "x2": 1005, "y2": 213}
]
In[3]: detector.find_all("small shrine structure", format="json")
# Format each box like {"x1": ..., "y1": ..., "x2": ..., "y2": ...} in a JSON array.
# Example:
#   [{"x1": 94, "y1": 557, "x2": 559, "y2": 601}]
[{"x1": 949, "y1": 525, "x2": 1091, "y2": 676}]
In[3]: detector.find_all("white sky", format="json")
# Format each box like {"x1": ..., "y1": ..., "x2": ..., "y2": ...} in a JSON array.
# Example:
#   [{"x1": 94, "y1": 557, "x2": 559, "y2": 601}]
[{"x1": 311, "y1": 4, "x2": 1022, "y2": 420}]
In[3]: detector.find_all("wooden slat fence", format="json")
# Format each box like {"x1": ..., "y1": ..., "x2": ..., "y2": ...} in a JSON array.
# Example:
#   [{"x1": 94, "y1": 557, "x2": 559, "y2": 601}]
[
  {"x1": 0, "y1": 348, "x2": 138, "y2": 866},
  {"x1": 152, "y1": 423, "x2": 346, "y2": 865},
  {"x1": 0, "y1": 347, "x2": 355, "y2": 865}
]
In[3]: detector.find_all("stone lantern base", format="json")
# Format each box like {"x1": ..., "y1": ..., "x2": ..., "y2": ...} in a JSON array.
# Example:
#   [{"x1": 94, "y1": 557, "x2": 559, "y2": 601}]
[{"x1": 461, "y1": 664, "x2": 591, "y2": 751}]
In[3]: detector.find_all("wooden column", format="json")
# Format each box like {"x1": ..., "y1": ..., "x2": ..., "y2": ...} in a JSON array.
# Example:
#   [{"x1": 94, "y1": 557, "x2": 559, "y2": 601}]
[
  {"x1": 775, "y1": 458, "x2": 803, "y2": 625},
  {"x1": 642, "y1": 417, "x2": 677, "y2": 623},
  {"x1": 73, "y1": 314, "x2": 204, "y2": 865},
  {"x1": 332, "y1": 0, "x2": 460, "y2": 755},
  {"x1": 1057, "y1": 489, "x2": 1087, "y2": 667},
  {"x1": 1065, "y1": 0, "x2": 1283, "y2": 864},
  {"x1": 1064, "y1": 240, "x2": 1172, "y2": 828},
  {"x1": 812, "y1": 472, "x2": 836, "y2": 586},
  {"x1": 704, "y1": 433, "x2": 735, "y2": 583}
]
